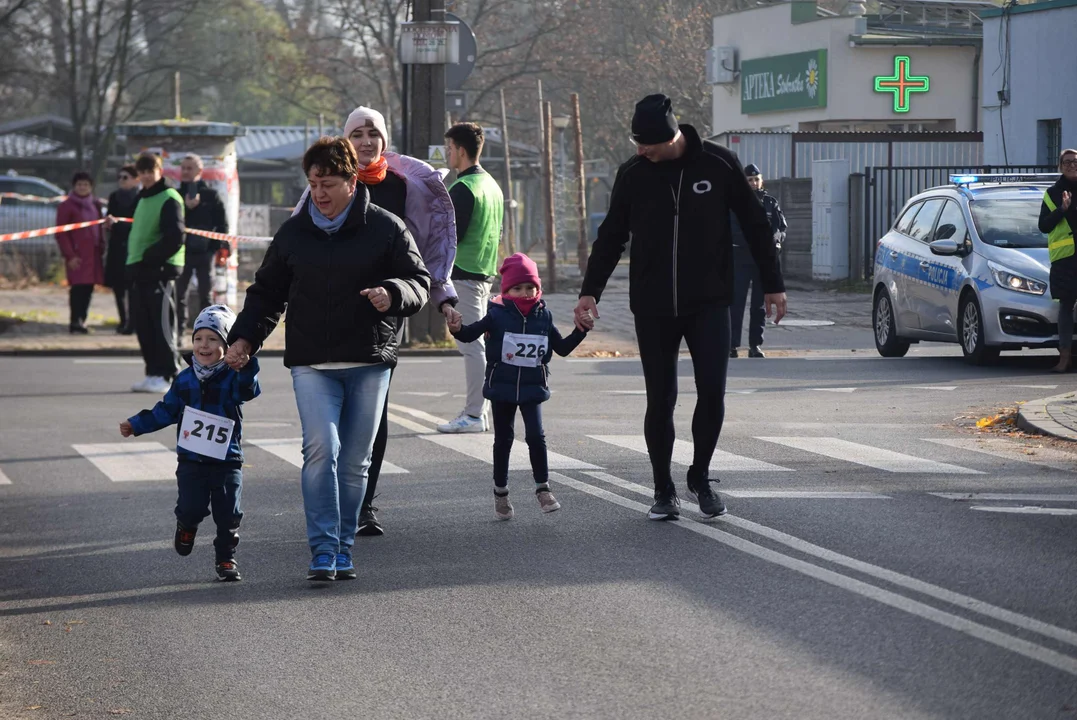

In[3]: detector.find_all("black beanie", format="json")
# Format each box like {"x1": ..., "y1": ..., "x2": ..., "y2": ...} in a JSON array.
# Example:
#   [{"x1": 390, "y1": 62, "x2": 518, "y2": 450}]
[{"x1": 631, "y1": 94, "x2": 678, "y2": 145}]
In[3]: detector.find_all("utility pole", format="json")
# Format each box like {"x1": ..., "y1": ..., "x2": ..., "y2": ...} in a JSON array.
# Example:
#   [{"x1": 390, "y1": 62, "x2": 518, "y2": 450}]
[
  {"x1": 499, "y1": 87, "x2": 516, "y2": 254},
  {"x1": 543, "y1": 101, "x2": 557, "y2": 292},
  {"x1": 407, "y1": 0, "x2": 449, "y2": 343},
  {"x1": 173, "y1": 72, "x2": 181, "y2": 120},
  {"x1": 571, "y1": 93, "x2": 588, "y2": 275}
]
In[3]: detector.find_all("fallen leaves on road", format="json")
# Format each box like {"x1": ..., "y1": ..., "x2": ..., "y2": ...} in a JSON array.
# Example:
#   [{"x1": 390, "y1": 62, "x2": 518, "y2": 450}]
[
  {"x1": 24, "y1": 705, "x2": 43, "y2": 710},
  {"x1": 40, "y1": 620, "x2": 51, "y2": 626},
  {"x1": 579, "y1": 349, "x2": 623, "y2": 358}
]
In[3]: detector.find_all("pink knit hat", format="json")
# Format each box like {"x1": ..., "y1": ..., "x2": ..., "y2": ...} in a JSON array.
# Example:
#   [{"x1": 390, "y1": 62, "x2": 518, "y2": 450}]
[{"x1": 499, "y1": 253, "x2": 541, "y2": 293}]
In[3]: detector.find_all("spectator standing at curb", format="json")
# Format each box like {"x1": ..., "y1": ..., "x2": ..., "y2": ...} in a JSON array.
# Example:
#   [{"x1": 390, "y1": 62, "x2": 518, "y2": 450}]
[
  {"x1": 437, "y1": 122, "x2": 504, "y2": 435},
  {"x1": 574, "y1": 94, "x2": 786, "y2": 522},
  {"x1": 176, "y1": 153, "x2": 228, "y2": 334},
  {"x1": 105, "y1": 164, "x2": 140, "y2": 335},
  {"x1": 730, "y1": 163, "x2": 787, "y2": 359},
  {"x1": 1042, "y1": 148, "x2": 1077, "y2": 373},
  {"x1": 117, "y1": 153, "x2": 186, "y2": 394},
  {"x1": 56, "y1": 171, "x2": 105, "y2": 334}
]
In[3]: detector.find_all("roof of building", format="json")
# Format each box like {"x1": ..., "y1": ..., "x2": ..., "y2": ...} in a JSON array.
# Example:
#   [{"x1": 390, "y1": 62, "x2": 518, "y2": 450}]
[{"x1": 981, "y1": 0, "x2": 1077, "y2": 17}]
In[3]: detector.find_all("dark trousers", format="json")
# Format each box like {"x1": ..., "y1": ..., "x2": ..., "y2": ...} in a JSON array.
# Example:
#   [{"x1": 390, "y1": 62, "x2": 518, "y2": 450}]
[
  {"x1": 634, "y1": 304, "x2": 730, "y2": 491},
  {"x1": 491, "y1": 401, "x2": 548, "y2": 489},
  {"x1": 731, "y1": 245, "x2": 765, "y2": 349},
  {"x1": 177, "y1": 252, "x2": 214, "y2": 331},
  {"x1": 175, "y1": 461, "x2": 243, "y2": 562},
  {"x1": 69, "y1": 284, "x2": 93, "y2": 329},
  {"x1": 363, "y1": 367, "x2": 394, "y2": 508},
  {"x1": 131, "y1": 278, "x2": 181, "y2": 379},
  {"x1": 113, "y1": 284, "x2": 131, "y2": 330}
]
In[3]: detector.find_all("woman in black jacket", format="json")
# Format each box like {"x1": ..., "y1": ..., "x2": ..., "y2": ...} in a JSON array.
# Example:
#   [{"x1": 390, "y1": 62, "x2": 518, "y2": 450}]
[
  {"x1": 225, "y1": 137, "x2": 431, "y2": 581},
  {"x1": 1040, "y1": 148, "x2": 1077, "y2": 373},
  {"x1": 104, "y1": 165, "x2": 139, "y2": 334}
]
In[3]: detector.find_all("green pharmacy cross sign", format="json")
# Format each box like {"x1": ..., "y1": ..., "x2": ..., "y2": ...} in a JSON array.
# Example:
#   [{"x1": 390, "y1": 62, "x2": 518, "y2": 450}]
[{"x1": 874, "y1": 56, "x2": 929, "y2": 113}]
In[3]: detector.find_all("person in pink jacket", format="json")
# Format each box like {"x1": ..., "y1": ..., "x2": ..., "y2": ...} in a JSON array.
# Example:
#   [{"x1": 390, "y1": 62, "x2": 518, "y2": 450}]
[
  {"x1": 293, "y1": 106, "x2": 458, "y2": 536},
  {"x1": 56, "y1": 171, "x2": 105, "y2": 334}
]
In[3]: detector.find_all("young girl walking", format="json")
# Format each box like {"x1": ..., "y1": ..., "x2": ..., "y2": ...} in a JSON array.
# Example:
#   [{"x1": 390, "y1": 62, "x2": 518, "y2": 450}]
[{"x1": 448, "y1": 253, "x2": 588, "y2": 519}]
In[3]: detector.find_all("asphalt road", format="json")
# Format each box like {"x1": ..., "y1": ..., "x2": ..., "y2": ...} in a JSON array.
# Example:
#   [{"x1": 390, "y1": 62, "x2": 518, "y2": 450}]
[{"x1": 2, "y1": 349, "x2": 1077, "y2": 719}]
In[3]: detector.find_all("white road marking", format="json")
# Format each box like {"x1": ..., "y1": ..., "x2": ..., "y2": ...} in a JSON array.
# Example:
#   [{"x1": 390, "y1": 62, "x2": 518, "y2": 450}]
[
  {"x1": 72, "y1": 442, "x2": 175, "y2": 482},
  {"x1": 1011, "y1": 384, "x2": 1058, "y2": 389},
  {"x1": 971, "y1": 506, "x2": 1077, "y2": 516},
  {"x1": 564, "y1": 471, "x2": 1077, "y2": 662},
  {"x1": 727, "y1": 389, "x2": 757, "y2": 395},
  {"x1": 0, "y1": 583, "x2": 222, "y2": 611},
  {"x1": 590, "y1": 435, "x2": 793, "y2": 473},
  {"x1": 722, "y1": 491, "x2": 891, "y2": 499},
  {"x1": 397, "y1": 359, "x2": 444, "y2": 364},
  {"x1": 248, "y1": 438, "x2": 407, "y2": 474},
  {"x1": 908, "y1": 386, "x2": 957, "y2": 391},
  {"x1": 387, "y1": 412, "x2": 434, "y2": 435},
  {"x1": 813, "y1": 388, "x2": 858, "y2": 393},
  {"x1": 0, "y1": 468, "x2": 11, "y2": 485},
  {"x1": 244, "y1": 421, "x2": 293, "y2": 428},
  {"x1": 757, "y1": 437, "x2": 982, "y2": 474},
  {"x1": 422, "y1": 434, "x2": 601, "y2": 470},
  {"x1": 388, "y1": 403, "x2": 449, "y2": 426},
  {"x1": 603, "y1": 390, "x2": 647, "y2": 395},
  {"x1": 925, "y1": 438, "x2": 1077, "y2": 472},
  {"x1": 932, "y1": 493, "x2": 1077, "y2": 502},
  {"x1": 398, "y1": 391, "x2": 449, "y2": 397}
]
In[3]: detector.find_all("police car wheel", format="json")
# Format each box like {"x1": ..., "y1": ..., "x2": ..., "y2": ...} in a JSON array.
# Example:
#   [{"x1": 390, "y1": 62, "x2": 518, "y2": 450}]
[
  {"x1": 873, "y1": 288, "x2": 910, "y2": 358},
  {"x1": 958, "y1": 294, "x2": 1000, "y2": 366}
]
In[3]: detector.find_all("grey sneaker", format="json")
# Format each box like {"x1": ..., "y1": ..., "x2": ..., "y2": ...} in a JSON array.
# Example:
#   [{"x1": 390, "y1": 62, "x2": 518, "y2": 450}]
[
  {"x1": 437, "y1": 413, "x2": 488, "y2": 434},
  {"x1": 537, "y1": 489, "x2": 561, "y2": 513},
  {"x1": 494, "y1": 492, "x2": 514, "y2": 520},
  {"x1": 687, "y1": 477, "x2": 727, "y2": 518},
  {"x1": 648, "y1": 486, "x2": 681, "y2": 520}
]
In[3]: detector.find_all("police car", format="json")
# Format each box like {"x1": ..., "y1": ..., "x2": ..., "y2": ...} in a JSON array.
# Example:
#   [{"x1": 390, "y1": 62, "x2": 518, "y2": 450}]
[{"x1": 873, "y1": 173, "x2": 1057, "y2": 365}]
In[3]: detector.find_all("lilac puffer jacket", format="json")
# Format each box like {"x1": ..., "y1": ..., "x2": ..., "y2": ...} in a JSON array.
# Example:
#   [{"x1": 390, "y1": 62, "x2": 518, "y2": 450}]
[{"x1": 294, "y1": 152, "x2": 458, "y2": 308}]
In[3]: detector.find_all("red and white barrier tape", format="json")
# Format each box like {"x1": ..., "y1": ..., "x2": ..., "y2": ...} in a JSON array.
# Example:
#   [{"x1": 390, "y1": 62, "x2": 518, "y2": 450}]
[
  {"x1": 0, "y1": 192, "x2": 68, "y2": 204},
  {"x1": 0, "y1": 217, "x2": 271, "y2": 244}
]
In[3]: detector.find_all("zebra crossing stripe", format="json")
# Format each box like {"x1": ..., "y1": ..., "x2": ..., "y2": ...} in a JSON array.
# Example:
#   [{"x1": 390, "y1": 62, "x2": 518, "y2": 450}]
[
  {"x1": 971, "y1": 506, "x2": 1077, "y2": 516},
  {"x1": 0, "y1": 468, "x2": 11, "y2": 485},
  {"x1": 589, "y1": 435, "x2": 793, "y2": 472},
  {"x1": 386, "y1": 413, "x2": 435, "y2": 434},
  {"x1": 756, "y1": 437, "x2": 982, "y2": 474},
  {"x1": 421, "y1": 434, "x2": 601, "y2": 470},
  {"x1": 722, "y1": 491, "x2": 891, "y2": 499},
  {"x1": 933, "y1": 493, "x2": 1077, "y2": 502},
  {"x1": 248, "y1": 438, "x2": 408, "y2": 474},
  {"x1": 387, "y1": 403, "x2": 449, "y2": 427},
  {"x1": 72, "y1": 443, "x2": 175, "y2": 482},
  {"x1": 925, "y1": 438, "x2": 1077, "y2": 472}
]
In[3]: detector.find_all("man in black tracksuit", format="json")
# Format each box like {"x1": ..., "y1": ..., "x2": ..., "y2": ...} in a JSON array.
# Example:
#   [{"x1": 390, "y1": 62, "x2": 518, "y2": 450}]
[
  {"x1": 730, "y1": 163, "x2": 787, "y2": 358},
  {"x1": 176, "y1": 153, "x2": 228, "y2": 332},
  {"x1": 575, "y1": 94, "x2": 786, "y2": 521}
]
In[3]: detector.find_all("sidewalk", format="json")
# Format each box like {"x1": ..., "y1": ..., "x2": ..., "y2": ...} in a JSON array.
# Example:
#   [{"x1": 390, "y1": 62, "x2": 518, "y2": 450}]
[
  {"x1": 0, "y1": 276, "x2": 873, "y2": 356},
  {"x1": 1018, "y1": 391, "x2": 1077, "y2": 441}
]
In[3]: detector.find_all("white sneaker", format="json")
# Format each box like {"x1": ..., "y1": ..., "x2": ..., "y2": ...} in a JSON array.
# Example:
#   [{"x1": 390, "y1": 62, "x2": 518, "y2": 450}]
[
  {"x1": 436, "y1": 413, "x2": 488, "y2": 434},
  {"x1": 141, "y1": 376, "x2": 172, "y2": 394},
  {"x1": 131, "y1": 376, "x2": 152, "y2": 392}
]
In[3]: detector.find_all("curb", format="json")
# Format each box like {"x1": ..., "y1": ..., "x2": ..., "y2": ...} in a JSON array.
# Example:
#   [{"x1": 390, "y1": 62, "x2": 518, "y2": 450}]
[
  {"x1": 1017, "y1": 391, "x2": 1077, "y2": 441},
  {"x1": 0, "y1": 347, "x2": 463, "y2": 358}
]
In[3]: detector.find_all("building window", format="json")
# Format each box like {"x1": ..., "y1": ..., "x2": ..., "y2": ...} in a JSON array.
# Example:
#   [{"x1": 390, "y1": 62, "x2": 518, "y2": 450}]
[{"x1": 1039, "y1": 119, "x2": 1062, "y2": 166}]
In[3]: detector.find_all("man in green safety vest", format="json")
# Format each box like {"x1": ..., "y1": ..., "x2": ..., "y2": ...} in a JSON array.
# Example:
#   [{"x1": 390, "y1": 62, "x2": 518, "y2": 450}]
[
  {"x1": 1040, "y1": 148, "x2": 1077, "y2": 372},
  {"x1": 437, "y1": 122, "x2": 504, "y2": 434},
  {"x1": 118, "y1": 152, "x2": 187, "y2": 394}
]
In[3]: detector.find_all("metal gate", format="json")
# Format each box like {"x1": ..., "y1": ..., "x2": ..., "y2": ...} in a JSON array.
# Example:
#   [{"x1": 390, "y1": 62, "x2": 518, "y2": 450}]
[{"x1": 861, "y1": 165, "x2": 1055, "y2": 277}]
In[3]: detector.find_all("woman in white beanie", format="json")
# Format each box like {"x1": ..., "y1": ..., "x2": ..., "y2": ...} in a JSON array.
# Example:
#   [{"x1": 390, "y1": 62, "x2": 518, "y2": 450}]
[{"x1": 295, "y1": 106, "x2": 458, "y2": 536}]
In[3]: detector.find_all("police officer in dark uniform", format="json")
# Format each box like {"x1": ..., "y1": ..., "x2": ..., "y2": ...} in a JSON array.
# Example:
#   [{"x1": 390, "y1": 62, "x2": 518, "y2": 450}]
[{"x1": 730, "y1": 163, "x2": 787, "y2": 358}]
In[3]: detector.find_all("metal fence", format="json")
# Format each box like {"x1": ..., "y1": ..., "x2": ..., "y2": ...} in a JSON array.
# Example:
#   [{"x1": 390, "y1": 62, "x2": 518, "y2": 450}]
[{"x1": 859, "y1": 164, "x2": 1055, "y2": 278}]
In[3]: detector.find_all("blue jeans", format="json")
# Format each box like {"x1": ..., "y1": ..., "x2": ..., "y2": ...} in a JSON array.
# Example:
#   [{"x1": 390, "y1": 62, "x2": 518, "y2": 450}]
[
  {"x1": 174, "y1": 461, "x2": 243, "y2": 561},
  {"x1": 291, "y1": 364, "x2": 391, "y2": 557}
]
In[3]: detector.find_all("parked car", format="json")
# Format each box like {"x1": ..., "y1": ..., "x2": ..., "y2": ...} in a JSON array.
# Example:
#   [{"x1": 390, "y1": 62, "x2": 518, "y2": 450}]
[
  {"x1": 0, "y1": 173, "x2": 66, "y2": 236},
  {"x1": 872, "y1": 173, "x2": 1057, "y2": 365}
]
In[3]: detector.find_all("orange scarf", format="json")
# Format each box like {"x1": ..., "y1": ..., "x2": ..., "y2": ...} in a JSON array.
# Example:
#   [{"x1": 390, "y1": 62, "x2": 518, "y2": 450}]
[{"x1": 357, "y1": 155, "x2": 388, "y2": 185}]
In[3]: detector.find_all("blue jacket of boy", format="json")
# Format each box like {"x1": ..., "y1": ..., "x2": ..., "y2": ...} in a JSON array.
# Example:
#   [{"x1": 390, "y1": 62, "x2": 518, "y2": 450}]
[
  {"x1": 127, "y1": 356, "x2": 261, "y2": 464},
  {"x1": 454, "y1": 296, "x2": 587, "y2": 404}
]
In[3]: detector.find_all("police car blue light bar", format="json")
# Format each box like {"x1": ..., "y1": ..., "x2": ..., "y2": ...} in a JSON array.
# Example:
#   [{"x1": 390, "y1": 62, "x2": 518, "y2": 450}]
[{"x1": 950, "y1": 173, "x2": 1057, "y2": 186}]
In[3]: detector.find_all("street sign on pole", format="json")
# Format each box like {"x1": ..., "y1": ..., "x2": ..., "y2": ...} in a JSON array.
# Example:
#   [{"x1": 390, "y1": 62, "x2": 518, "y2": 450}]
[
  {"x1": 445, "y1": 12, "x2": 477, "y2": 91},
  {"x1": 400, "y1": 21, "x2": 460, "y2": 64},
  {"x1": 446, "y1": 90, "x2": 467, "y2": 114},
  {"x1": 428, "y1": 145, "x2": 448, "y2": 168}
]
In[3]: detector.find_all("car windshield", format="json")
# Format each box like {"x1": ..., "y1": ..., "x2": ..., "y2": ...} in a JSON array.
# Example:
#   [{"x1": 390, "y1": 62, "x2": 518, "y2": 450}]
[{"x1": 969, "y1": 198, "x2": 1047, "y2": 249}]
